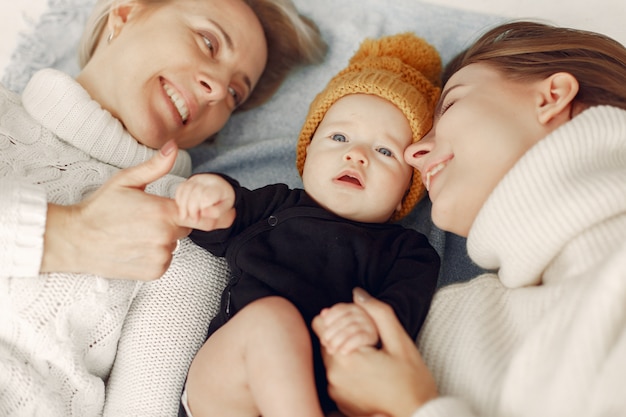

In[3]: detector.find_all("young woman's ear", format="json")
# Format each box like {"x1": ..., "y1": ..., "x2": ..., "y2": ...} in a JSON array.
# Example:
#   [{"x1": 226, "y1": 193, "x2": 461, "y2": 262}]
[{"x1": 536, "y1": 72, "x2": 579, "y2": 125}]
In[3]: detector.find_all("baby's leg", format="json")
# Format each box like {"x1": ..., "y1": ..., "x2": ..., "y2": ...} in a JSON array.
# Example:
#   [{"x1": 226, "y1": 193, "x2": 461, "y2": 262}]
[{"x1": 185, "y1": 296, "x2": 325, "y2": 417}]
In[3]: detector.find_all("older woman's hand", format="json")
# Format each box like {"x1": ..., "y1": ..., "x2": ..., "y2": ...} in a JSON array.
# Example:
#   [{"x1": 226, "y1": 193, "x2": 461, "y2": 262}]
[
  {"x1": 313, "y1": 288, "x2": 438, "y2": 417},
  {"x1": 41, "y1": 141, "x2": 191, "y2": 280}
]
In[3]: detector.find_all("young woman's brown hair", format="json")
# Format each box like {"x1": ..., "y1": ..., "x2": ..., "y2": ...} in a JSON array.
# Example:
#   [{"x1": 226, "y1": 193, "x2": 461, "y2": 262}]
[{"x1": 444, "y1": 21, "x2": 626, "y2": 111}]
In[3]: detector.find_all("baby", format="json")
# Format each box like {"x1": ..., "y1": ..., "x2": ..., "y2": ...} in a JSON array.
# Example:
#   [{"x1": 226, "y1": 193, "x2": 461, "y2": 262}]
[{"x1": 176, "y1": 32, "x2": 442, "y2": 417}]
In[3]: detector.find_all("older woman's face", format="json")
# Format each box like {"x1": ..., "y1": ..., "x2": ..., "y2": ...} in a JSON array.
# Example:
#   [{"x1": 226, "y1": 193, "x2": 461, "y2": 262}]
[
  {"x1": 404, "y1": 63, "x2": 550, "y2": 237},
  {"x1": 78, "y1": 0, "x2": 268, "y2": 150}
]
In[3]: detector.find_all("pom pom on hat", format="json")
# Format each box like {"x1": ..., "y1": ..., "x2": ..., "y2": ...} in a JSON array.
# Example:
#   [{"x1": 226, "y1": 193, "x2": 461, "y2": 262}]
[{"x1": 296, "y1": 32, "x2": 441, "y2": 221}]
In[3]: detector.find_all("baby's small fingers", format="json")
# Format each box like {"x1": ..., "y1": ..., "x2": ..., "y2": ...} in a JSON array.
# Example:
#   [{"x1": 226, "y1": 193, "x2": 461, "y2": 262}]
[
  {"x1": 323, "y1": 316, "x2": 376, "y2": 351},
  {"x1": 337, "y1": 331, "x2": 377, "y2": 355},
  {"x1": 324, "y1": 322, "x2": 376, "y2": 355},
  {"x1": 320, "y1": 303, "x2": 355, "y2": 327}
]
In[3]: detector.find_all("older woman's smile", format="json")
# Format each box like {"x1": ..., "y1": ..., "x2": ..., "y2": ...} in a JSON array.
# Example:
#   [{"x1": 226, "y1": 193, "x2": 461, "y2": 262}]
[{"x1": 162, "y1": 79, "x2": 190, "y2": 124}]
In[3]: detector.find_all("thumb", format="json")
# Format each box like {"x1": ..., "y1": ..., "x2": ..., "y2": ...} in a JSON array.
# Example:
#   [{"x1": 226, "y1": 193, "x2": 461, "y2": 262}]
[
  {"x1": 113, "y1": 140, "x2": 179, "y2": 190},
  {"x1": 353, "y1": 287, "x2": 413, "y2": 356}
]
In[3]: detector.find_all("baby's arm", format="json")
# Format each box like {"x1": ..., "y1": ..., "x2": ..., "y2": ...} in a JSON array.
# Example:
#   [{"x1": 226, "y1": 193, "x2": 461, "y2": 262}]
[
  {"x1": 315, "y1": 302, "x2": 379, "y2": 355},
  {"x1": 174, "y1": 173, "x2": 236, "y2": 231}
]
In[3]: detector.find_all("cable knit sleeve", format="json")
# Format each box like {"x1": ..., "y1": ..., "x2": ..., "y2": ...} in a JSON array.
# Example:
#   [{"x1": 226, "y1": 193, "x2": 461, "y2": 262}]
[
  {"x1": 103, "y1": 239, "x2": 230, "y2": 417},
  {"x1": 413, "y1": 397, "x2": 477, "y2": 417},
  {"x1": 0, "y1": 178, "x2": 47, "y2": 278}
]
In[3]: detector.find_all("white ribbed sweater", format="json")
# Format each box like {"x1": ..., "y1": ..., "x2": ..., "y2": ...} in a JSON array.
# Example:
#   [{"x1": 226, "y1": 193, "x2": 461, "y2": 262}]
[
  {"x1": 415, "y1": 106, "x2": 626, "y2": 417},
  {"x1": 0, "y1": 69, "x2": 229, "y2": 417}
]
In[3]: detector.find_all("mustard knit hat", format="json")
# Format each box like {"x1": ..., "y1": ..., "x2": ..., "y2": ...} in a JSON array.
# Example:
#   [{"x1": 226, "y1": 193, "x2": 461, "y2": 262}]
[{"x1": 296, "y1": 32, "x2": 442, "y2": 221}]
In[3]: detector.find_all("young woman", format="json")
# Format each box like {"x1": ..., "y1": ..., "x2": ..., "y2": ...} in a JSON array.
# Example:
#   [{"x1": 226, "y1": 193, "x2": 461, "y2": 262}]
[
  {"x1": 0, "y1": 0, "x2": 325, "y2": 416},
  {"x1": 313, "y1": 21, "x2": 626, "y2": 417}
]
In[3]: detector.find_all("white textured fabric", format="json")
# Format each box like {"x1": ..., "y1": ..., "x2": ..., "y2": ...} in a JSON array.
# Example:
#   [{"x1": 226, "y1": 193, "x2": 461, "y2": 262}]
[
  {"x1": 0, "y1": 179, "x2": 47, "y2": 277},
  {"x1": 414, "y1": 106, "x2": 626, "y2": 417},
  {"x1": 0, "y1": 69, "x2": 229, "y2": 417}
]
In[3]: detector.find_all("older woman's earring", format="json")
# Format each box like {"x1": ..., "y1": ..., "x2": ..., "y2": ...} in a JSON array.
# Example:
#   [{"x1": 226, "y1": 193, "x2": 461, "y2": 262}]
[{"x1": 107, "y1": 32, "x2": 114, "y2": 44}]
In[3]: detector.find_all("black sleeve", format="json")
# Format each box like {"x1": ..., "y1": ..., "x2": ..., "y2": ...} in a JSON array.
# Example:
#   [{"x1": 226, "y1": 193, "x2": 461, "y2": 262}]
[
  {"x1": 374, "y1": 230, "x2": 440, "y2": 340},
  {"x1": 189, "y1": 174, "x2": 293, "y2": 256}
]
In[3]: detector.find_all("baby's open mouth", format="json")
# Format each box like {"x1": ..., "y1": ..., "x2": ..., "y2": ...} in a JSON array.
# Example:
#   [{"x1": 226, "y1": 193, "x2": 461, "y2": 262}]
[{"x1": 337, "y1": 174, "x2": 362, "y2": 187}]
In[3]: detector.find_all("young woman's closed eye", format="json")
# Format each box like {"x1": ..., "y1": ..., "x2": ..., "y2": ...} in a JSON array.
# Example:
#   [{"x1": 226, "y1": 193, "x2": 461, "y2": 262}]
[{"x1": 436, "y1": 99, "x2": 455, "y2": 119}]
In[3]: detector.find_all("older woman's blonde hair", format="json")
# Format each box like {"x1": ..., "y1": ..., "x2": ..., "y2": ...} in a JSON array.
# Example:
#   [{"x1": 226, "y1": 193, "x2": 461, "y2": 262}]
[{"x1": 78, "y1": 0, "x2": 327, "y2": 110}]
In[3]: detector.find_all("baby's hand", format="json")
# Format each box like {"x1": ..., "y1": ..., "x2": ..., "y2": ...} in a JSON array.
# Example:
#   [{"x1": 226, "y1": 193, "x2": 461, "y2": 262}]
[
  {"x1": 174, "y1": 174, "x2": 236, "y2": 231},
  {"x1": 314, "y1": 302, "x2": 379, "y2": 355}
]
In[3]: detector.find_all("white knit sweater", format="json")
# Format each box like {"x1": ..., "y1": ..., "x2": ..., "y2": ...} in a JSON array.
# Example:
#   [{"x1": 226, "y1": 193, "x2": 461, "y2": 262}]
[
  {"x1": 415, "y1": 106, "x2": 626, "y2": 417},
  {"x1": 0, "y1": 69, "x2": 229, "y2": 417}
]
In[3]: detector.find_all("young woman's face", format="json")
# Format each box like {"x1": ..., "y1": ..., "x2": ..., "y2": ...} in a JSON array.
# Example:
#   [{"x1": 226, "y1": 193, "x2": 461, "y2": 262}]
[
  {"x1": 79, "y1": 0, "x2": 268, "y2": 150},
  {"x1": 405, "y1": 63, "x2": 549, "y2": 237},
  {"x1": 302, "y1": 94, "x2": 414, "y2": 223}
]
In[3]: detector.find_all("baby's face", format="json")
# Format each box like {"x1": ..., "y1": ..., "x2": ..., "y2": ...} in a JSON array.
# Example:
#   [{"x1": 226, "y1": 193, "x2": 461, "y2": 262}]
[{"x1": 302, "y1": 94, "x2": 413, "y2": 223}]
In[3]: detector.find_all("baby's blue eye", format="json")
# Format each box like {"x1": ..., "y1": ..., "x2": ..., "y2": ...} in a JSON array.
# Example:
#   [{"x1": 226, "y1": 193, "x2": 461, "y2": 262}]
[
  {"x1": 331, "y1": 134, "x2": 347, "y2": 142},
  {"x1": 377, "y1": 147, "x2": 393, "y2": 157}
]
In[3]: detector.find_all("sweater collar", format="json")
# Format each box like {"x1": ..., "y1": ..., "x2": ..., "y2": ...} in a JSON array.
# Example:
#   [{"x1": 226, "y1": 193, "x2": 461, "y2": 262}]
[
  {"x1": 20, "y1": 68, "x2": 191, "y2": 177},
  {"x1": 467, "y1": 106, "x2": 626, "y2": 288}
]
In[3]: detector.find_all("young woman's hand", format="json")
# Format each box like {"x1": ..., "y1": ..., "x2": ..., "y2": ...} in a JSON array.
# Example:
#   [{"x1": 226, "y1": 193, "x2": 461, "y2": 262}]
[
  {"x1": 313, "y1": 288, "x2": 439, "y2": 417},
  {"x1": 174, "y1": 173, "x2": 236, "y2": 232},
  {"x1": 41, "y1": 141, "x2": 190, "y2": 281}
]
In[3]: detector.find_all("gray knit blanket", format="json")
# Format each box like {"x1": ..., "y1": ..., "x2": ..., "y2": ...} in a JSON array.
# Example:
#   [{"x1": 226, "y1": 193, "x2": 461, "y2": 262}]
[{"x1": 1, "y1": 0, "x2": 503, "y2": 285}]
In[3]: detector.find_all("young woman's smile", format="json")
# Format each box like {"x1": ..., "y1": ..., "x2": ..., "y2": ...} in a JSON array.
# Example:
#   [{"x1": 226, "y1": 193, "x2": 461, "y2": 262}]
[{"x1": 405, "y1": 63, "x2": 552, "y2": 236}]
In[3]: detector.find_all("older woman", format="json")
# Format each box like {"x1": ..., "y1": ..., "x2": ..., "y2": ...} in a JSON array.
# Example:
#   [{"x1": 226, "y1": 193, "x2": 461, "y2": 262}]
[{"x1": 0, "y1": 0, "x2": 325, "y2": 416}]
